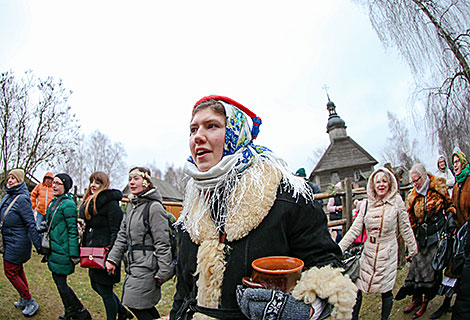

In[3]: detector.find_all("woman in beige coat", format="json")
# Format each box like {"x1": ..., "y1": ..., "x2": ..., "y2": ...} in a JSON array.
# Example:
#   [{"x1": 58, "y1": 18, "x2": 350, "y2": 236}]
[{"x1": 339, "y1": 167, "x2": 418, "y2": 320}]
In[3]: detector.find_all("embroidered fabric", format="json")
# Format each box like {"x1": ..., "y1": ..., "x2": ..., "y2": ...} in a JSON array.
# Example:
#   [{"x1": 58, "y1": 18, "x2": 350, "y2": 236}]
[
  {"x1": 263, "y1": 290, "x2": 288, "y2": 320},
  {"x1": 179, "y1": 98, "x2": 314, "y2": 238}
]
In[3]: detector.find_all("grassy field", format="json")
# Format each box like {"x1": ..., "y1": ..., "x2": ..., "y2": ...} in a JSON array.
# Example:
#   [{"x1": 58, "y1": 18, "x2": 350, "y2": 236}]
[{"x1": 0, "y1": 254, "x2": 452, "y2": 319}]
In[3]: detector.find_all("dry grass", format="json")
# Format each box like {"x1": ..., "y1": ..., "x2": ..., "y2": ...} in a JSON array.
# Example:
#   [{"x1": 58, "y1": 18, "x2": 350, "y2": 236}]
[{"x1": 0, "y1": 254, "x2": 452, "y2": 319}]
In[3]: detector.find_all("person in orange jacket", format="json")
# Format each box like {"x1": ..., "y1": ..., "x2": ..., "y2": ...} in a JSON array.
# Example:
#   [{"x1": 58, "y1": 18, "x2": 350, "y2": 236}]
[{"x1": 30, "y1": 172, "x2": 54, "y2": 228}]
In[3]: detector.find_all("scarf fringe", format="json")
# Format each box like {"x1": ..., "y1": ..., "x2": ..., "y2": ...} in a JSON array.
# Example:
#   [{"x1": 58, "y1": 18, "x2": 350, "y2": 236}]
[{"x1": 178, "y1": 156, "x2": 313, "y2": 240}]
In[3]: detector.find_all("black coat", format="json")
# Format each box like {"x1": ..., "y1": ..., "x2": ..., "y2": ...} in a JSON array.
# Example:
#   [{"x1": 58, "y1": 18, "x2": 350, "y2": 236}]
[
  {"x1": 170, "y1": 187, "x2": 342, "y2": 319},
  {"x1": 80, "y1": 189, "x2": 123, "y2": 285},
  {"x1": 452, "y1": 223, "x2": 470, "y2": 319}
]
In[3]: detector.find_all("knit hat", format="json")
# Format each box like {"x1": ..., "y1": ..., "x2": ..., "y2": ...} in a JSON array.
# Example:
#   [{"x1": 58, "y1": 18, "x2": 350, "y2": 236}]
[
  {"x1": 55, "y1": 173, "x2": 73, "y2": 194},
  {"x1": 9, "y1": 169, "x2": 25, "y2": 183},
  {"x1": 295, "y1": 168, "x2": 307, "y2": 178}
]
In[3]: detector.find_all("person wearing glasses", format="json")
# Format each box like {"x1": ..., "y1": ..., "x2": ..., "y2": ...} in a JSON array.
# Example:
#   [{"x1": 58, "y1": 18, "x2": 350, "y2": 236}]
[
  {"x1": 395, "y1": 164, "x2": 455, "y2": 319},
  {"x1": 45, "y1": 173, "x2": 92, "y2": 320}
]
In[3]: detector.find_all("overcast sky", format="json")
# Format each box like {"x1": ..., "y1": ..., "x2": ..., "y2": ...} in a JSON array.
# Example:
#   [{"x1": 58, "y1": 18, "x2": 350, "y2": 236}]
[{"x1": 0, "y1": 0, "x2": 438, "y2": 184}]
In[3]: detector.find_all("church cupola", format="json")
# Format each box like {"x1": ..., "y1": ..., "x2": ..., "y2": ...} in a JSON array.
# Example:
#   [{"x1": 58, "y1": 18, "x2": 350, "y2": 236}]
[{"x1": 326, "y1": 97, "x2": 347, "y2": 142}]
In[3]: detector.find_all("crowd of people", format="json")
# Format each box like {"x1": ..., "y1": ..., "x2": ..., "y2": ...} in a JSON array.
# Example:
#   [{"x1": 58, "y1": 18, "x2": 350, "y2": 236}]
[{"x1": 1, "y1": 95, "x2": 470, "y2": 320}]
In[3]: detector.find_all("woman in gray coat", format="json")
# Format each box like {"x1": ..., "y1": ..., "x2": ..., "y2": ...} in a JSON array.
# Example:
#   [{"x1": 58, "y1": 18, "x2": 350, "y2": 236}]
[{"x1": 106, "y1": 167, "x2": 174, "y2": 320}]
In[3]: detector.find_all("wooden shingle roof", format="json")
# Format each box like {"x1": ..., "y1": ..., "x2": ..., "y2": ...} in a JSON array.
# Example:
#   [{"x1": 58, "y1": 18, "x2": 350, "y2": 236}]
[{"x1": 313, "y1": 136, "x2": 377, "y2": 173}]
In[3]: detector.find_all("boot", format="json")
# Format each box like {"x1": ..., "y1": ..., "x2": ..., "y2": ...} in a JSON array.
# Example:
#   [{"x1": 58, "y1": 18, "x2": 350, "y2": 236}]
[
  {"x1": 118, "y1": 305, "x2": 134, "y2": 320},
  {"x1": 412, "y1": 297, "x2": 429, "y2": 319},
  {"x1": 430, "y1": 297, "x2": 451, "y2": 319},
  {"x1": 381, "y1": 294, "x2": 394, "y2": 320},
  {"x1": 22, "y1": 297, "x2": 39, "y2": 317},
  {"x1": 14, "y1": 296, "x2": 27, "y2": 309},
  {"x1": 72, "y1": 307, "x2": 92, "y2": 320},
  {"x1": 59, "y1": 307, "x2": 75, "y2": 320},
  {"x1": 404, "y1": 296, "x2": 422, "y2": 314}
]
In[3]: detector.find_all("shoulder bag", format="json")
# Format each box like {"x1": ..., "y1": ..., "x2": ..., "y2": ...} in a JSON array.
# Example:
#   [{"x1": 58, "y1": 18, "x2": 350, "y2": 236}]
[
  {"x1": 0, "y1": 195, "x2": 21, "y2": 254},
  {"x1": 80, "y1": 246, "x2": 109, "y2": 269},
  {"x1": 451, "y1": 221, "x2": 467, "y2": 276},
  {"x1": 342, "y1": 200, "x2": 368, "y2": 282}
]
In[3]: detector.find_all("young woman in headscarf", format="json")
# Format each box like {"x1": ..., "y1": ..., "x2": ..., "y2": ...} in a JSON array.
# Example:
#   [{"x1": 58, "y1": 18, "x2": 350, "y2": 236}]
[
  {"x1": 79, "y1": 172, "x2": 132, "y2": 320},
  {"x1": 448, "y1": 151, "x2": 470, "y2": 320},
  {"x1": 170, "y1": 96, "x2": 357, "y2": 320},
  {"x1": 395, "y1": 164, "x2": 455, "y2": 319}
]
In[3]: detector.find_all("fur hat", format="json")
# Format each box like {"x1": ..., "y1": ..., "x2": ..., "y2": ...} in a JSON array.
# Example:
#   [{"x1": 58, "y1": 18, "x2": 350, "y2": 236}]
[
  {"x1": 55, "y1": 173, "x2": 73, "y2": 194},
  {"x1": 9, "y1": 169, "x2": 25, "y2": 183}
]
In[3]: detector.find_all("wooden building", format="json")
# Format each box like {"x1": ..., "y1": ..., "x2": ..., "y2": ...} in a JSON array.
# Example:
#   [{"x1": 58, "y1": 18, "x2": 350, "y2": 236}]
[
  {"x1": 310, "y1": 99, "x2": 378, "y2": 191},
  {"x1": 122, "y1": 177, "x2": 184, "y2": 218}
]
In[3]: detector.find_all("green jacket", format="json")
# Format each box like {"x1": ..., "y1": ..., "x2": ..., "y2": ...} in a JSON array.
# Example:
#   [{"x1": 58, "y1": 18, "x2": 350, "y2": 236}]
[{"x1": 45, "y1": 194, "x2": 79, "y2": 275}]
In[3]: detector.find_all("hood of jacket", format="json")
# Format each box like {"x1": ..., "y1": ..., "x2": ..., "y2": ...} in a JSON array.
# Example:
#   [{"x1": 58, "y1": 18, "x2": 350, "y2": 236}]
[
  {"x1": 367, "y1": 167, "x2": 398, "y2": 204},
  {"x1": 437, "y1": 155, "x2": 448, "y2": 172},
  {"x1": 42, "y1": 171, "x2": 54, "y2": 183},
  {"x1": 6, "y1": 182, "x2": 29, "y2": 197},
  {"x1": 95, "y1": 189, "x2": 123, "y2": 209},
  {"x1": 129, "y1": 187, "x2": 162, "y2": 206}
]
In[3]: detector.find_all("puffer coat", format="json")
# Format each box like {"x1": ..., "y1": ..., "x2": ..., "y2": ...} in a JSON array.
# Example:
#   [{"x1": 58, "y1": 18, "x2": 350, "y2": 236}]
[
  {"x1": 46, "y1": 193, "x2": 80, "y2": 275},
  {"x1": 1, "y1": 182, "x2": 41, "y2": 264},
  {"x1": 339, "y1": 167, "x2": 417, "y2": 293},
  {"x1": 107, "y1": 188, "x2": 174, "y2": 310}
]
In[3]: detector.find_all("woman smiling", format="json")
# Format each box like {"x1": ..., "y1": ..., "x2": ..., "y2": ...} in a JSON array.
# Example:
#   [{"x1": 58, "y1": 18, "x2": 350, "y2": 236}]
[{"x1": 339, "y1": 168, "x2": 417, "y2": 320}]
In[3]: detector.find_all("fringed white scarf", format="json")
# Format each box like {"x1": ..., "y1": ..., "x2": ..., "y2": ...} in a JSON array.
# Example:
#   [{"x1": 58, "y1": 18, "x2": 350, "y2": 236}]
[{"x1": 179, "y1": 152, "x2": 313, "y2": 240}]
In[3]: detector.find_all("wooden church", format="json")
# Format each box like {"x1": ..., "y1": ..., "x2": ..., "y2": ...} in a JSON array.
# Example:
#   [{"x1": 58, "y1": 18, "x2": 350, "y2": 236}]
[{"x1": 310, "y1": 98, "x2": 378, "y2": 191}]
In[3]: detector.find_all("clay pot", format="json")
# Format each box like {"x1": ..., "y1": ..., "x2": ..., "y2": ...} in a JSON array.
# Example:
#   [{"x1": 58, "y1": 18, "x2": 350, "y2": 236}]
[{"x1": 242, "y1": 256, "x2": 304, "y2": 292}]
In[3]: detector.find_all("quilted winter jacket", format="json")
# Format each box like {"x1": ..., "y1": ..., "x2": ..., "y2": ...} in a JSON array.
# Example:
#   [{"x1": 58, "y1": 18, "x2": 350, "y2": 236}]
[
  {"x1": 1, "y1": 182, "x2": 42, "y2": 264},
  {"x1": 339, "y1": 168, "x2": 417, "y2": 293},
  {"x1": 30, "y1": 172, "x2": 54, "y2": 216},
  {"x1": 45, "y1": 193, "x2": 80, "y2": 275},
  {"x1": 107, "y1": 188, "x2": 175, "y2": 309}
]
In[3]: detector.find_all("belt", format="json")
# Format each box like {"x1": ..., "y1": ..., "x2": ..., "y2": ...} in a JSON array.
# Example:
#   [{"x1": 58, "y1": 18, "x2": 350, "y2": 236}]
[
  {"x1": 369, "y1": 234, "x2": 396, "y2": 244},
  {"x1": 130, "y1": 245, "x2": 154, "y2": 251}
]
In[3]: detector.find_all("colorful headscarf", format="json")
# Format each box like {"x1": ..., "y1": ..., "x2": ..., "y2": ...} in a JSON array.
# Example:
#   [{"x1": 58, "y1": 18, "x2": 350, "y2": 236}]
[
  {"x1": 181, "y1": 95, "x2": 312, "y2": 236},
  {"x1": 453, "y1": 151, "x2": 470, "y2": 183},
  {"x1": 188, "y1": 95, "x2": 269, "y2": 174}
]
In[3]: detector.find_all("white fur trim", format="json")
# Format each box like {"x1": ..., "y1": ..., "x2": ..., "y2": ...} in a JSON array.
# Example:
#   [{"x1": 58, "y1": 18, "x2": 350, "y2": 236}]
[
  {"x1": 292, "y1": 266, "x2": 357, "y2": 320},
  {"x1": 194, "y1": 239, "x2": 226, "y2": 320}
]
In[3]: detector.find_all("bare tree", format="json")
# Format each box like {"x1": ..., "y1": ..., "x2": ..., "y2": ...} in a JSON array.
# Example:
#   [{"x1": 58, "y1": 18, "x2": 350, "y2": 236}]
[
  {"x1": 355, "y1": 0, "x2": 470, "y2": 158},
  {"x1": 308, "y1": 145, "x2": 327, "y2": 169},
  {"x1": 0, "y1": 70, "x2": 79, "y2": 188},
  {"x1": 146, "y1": 160, "x2": 162, "y2": 180},
  {"x1": 381, "y1": 112, "x2": 421, "y2": 169},
  {"x1": 59, "y1": 130, "x2": 127, "y2": 191},
  {"x1": 163, "y1": 163, "x2": 187, "y2": 194}
]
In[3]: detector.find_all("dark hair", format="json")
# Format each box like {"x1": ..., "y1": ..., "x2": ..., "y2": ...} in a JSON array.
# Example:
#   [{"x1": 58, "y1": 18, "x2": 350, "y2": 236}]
[
  {"x1": 192, "y1": 99, "x2": 226, "y2": 120},
  {"x1": 129, "y1": 166, "x2": 154, "y2": 189}
]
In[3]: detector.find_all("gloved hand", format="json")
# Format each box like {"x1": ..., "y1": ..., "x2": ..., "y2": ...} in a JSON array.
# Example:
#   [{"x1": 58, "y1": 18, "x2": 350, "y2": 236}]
[
  {"x1": 71, "y1": 257, "x2": 80, "y2": 265},
  {"x1": 236, "y1": 286, "x2": 311, "y2": 320}
]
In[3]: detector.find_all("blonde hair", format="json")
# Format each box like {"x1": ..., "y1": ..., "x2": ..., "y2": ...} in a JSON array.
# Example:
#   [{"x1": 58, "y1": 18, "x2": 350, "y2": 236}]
[{"x1": 81, "y1": 171, "x2": 110, "y2": 220}]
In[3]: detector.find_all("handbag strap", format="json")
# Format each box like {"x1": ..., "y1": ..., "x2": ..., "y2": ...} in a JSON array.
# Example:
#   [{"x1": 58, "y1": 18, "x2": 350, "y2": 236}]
[
  {"x1": 45, "y1": 199, "x2": 64, "y2": 235},
  {"x1": 0, "y1": 195, "x2": 21, "y2": 227},
  {"x1": 360, "y1": 200, "x2": 368, "y2": 243}
]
